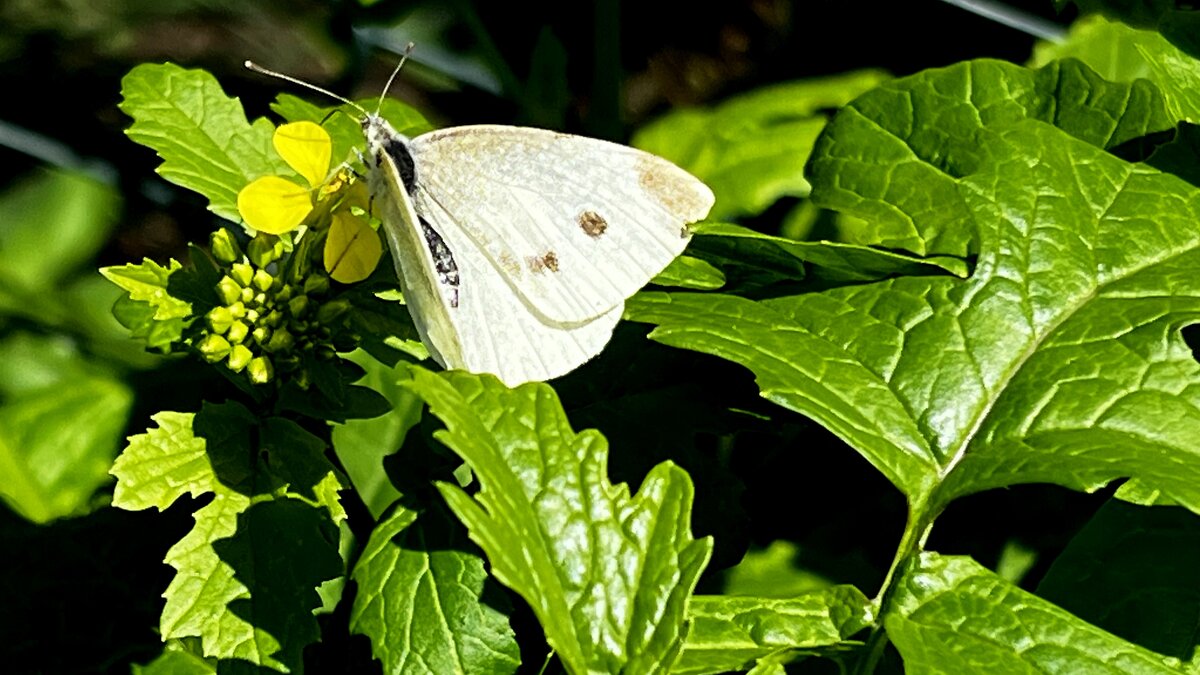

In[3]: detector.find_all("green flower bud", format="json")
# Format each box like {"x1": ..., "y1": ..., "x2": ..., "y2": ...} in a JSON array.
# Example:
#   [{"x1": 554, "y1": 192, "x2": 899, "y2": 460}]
[
  {"x1": 253, "y1": 292, "x2": 267, "y2": 307},
  {"x1": 197, "y1": 334, "x2": 232, "y2": 362},
  {"x1": 228, "y1": 301, "x2": 246, "y2": 319},
  {"x1": 277, "y1": 284, "x2": 294, "y2": 303},
  {"x1": 252, "y1": 326, "x2": 271, "y2": 345},
  {"x1": 231, "y1": 262, "x2": 254, "y2": 288},
  {"x1": 210, "y1": 228, "x2": 242, "y2": 264},
  {"x1": 248, "y1": 356, "x2": 274, "y2": 384},
  {"x1": 252, "y1": 268, "x2": 274, "y2": 292},
  {"x1": 216, "y1": 276, "x2": 242, "y2": 305},
  {"x1": 245, "y1": 308, "x2": 260, "y2": 324},
  {"x1": 240, "y1": 286, "x2": 255, "y2": 304},
  {"x1": 288, "y1": 294, "x2": 309, "y2": 318},
  {"x1": 318, "y1": 346, "x2": 336, "y2": 360},
  {"x1": 265, "y1": 327, "x2": 294, "y2": 353},
  {"x1": 264, "y1": 309, "x2": 284, "y2": 328},
  {"x1": 227, "y1": 344, "x2": 253, "y2": 372},
  {"x1": 207, "y1": 306, "x2": 235, "y2": 334},
  {"x1": 316, "y1": 298, "x2": 352, "y2": 324},
  {"x1": 304, "y1": 274, "x2": 330, "y2": 295},
  {"x1": 227, "y1": 320, "x2": 249, "y2": 344},
  {"x1": 248, "y1": 234, "x2": 283, "y2": 268}
]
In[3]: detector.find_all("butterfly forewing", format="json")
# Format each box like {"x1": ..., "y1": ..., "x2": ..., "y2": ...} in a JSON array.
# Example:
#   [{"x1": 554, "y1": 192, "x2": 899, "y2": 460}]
[
  {"x1": 409, "y1": 125, "x2": 715, "y2": 324},
  {"x1": 367, "y1": 118, "x2": 623, "y2": 385}
]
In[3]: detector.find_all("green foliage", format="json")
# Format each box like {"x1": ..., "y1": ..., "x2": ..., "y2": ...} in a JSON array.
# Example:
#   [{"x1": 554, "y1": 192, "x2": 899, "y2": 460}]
[{"x1": 25, "y1": 10, "x2": 1197, "y2": 674}]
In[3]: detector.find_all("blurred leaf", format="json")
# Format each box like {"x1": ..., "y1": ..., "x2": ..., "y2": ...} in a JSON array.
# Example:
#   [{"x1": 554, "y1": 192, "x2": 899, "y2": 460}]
[
  {"x1": 722, "y1": 540, "x2": 832, "y2": 598},
  {"x1": 1056, "y1": 1, "x2": 1200, "y2": 61},
  {"x1": 808, "y1": 59, "x2": 1175, "y2": 257},
  {"x1": 1038, "y1": 500, "x2": 1200, "y2": 661},
  {"x1": 0, "y1": 376, "x2": 131, "y2": 523},
  {"x1": 132, "y1": 641, "x2": 215, "y2": 674},
  {"x1": 0, "y1": 169, "x2": 117, "y2": 292},
  {"x1": 350, "y1": 502, "x2": 520, "y2": 675},
  {"x1": 111, "y1": 403, "x2": 345, "y2": 672},
  {"x1": 673, "y1": 588, "x2": 872, "y2": 675},
  {"x1": 633, "y1": 71, "x2": 888, "y2": 220},
  {"x1": 631, "y1": 122, "x2": 1200, "y2": 515},
  {"x1": 523, "y1": 27, "x2": 568, "y2": 128},
  {"x1": 1031, "y1": 15, "x2": 1200, "y2": 122},
  {"x1": 887, "y1": 553, "x2": 1181, "y2": 673},
  {"x1": 404, "y1": 368, "x2": 713, "y2": 675},
  {"x1": 120, "y1": 62, "x2": 290, "y2": 223}
]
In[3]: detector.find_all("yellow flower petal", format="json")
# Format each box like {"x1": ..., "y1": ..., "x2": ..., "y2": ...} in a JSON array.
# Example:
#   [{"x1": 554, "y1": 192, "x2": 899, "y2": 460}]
[
  {"x1": 237, "y1": 176, "x2": 313, "y2": 235},
  {"x1": 325, "y1": 212, "x2": 382, "y2": 283},
  {"x1": 274, "y1": 121, "x2": 332, "y2": 188}
]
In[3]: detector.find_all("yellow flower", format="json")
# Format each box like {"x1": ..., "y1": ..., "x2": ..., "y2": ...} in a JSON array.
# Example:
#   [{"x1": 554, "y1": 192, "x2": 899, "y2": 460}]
[{"x1": 237, "y1": 121, "x2": 334, "y2": 235}]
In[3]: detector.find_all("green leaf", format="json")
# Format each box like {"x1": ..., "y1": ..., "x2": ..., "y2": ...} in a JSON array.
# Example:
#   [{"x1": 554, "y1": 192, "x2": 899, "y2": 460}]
[
  {"x1": 111, "y1": 403, "x2": 346, "y2": 672},
  {"x1": 807, "y1": 58, "x2": 1176, "y2": 257},
  {"x1": 100, "y1": 258, "x2": 191, "y2": 320},
  {"x1": 1031, "y1": 15, "x2": 1200, "y2": 123},
  {"x1": 1037, "y1": 500, "x2": 1200, "y2": 661},
  {"x1": 1058, "y1": 1, "x2": 1200, "y2": 62},
  {"x1": 331, "y1": 354, "x2": 421, "y2": 519},
  {"x1": 0, "y1": 169, "x2": 117, "y2": 292},
  {"x1": 886, "y1": 553, "x2": 1182, "y2": 673},
  {"x1": 633, "y1": 71, "x2": 888, "y2": 220},
  {"x1": 131, "y1": 640, "x2": 216, "y2": 675},
  {"x1": 0, "y1": 376, "x2": 132, "y2": 523},
  {"x1": 403, "y1": 368, "x2": 714, "y2": 675},
  {"x1": 651, "y1": 255, "x2": 726, "y2": 290},
  {"x1": 350, "y1": 503, "x2": 520, "y2": 675},
  {"x1": 721, "y1": 540, "x2": 832, "y2": 598},
  {"x1": 672, "y1": 588, "x2": 872, "y2": 675},
  {"x1": 120, "y1": 62, "x2": 290, "y2": 223},
  {"x1": 630, "y1": 122, "x2": 1200, "y2": 515},
  {"x1": 688, "y1": 221, "x2": 968, "y2": 282}
]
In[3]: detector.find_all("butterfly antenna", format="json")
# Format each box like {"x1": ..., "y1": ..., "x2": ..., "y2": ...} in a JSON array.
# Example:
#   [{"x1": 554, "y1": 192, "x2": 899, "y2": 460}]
[
  {"x1": 244, "y1": 61, "x2": 369, "y2": 117},
  {"x1": 376, "y1": 42, "x2": 415, "y2": 115}
]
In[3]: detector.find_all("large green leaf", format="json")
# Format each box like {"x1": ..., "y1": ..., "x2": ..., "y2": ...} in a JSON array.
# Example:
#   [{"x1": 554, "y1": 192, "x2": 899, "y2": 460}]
[
  {"x1": 0, "y1": 376, "x2": 132, "y2": 523},
  {"x1": 110, "y1": 403, "x2": 345, "y2": 672},
  {"x1": 886, "y1": 553, "x2": 1182, "y2": 673},
  {"x1": 403, "y1": 368, "x2": 713, "y2": 675},
  {"x1": 807, "y1": 58, "x2": 1176, "y2": 257},
  {"x1": 633, "y1": 71, "x2": 888, "y2": 220},
  {"x1": 629, "y1": 121, "x2": 1200, "y2": 515},
  {"x1": 350, "y1": 503, "x2": 520, "y2": 675},
  {"x1": 120, "y1": 62, "x2": 290, "y2": 223},
  {"x1": 672, "y1": 588, "x2": 872, "y2": 675}
]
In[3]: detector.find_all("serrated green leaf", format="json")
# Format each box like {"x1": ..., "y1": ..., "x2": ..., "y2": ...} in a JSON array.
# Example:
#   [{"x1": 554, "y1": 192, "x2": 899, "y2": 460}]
[
  {"x1": 887, "y1": 553, "x2": 1182, "y2": 674},
  {"x1": 634, "y1": 71, "x2": 888, "y2": 220},
  {"x1": 100, "y1": 258, "x2": 191, "y2": 320},
  {"x1": 1038, "y1": 500, "x2": 1200, "y2": 661},
  {"x1": 808, "y1": 58, "x2": 1176, "y2": 257},
  {"x1": 0, "y1": 376, "x2": 132, "y2": 523},
  {"x1": 112, "y1": 402, "x2": 346, "y2": 672},
  {"x1": 350, "y1": 503, "x2": 520, "y2": 675},
  {"x1": 110, "y1": 411, "x2": 209, "y2": 511},
  {"x1": 672, "y1": 588, "x2": 872, "y2": 675},
  {"x1": 1031, "y1": 15, "x2": 1200, "y2": 123},
  {"x1": 631, "y1": 122, "x2": 1200, "y2": 515},
  {"x1": 403, "y1": 368, "x2": 713, "y2": 675},
  {"x1": 119, "y1": 62, "x2": 290, "y2": 222}
]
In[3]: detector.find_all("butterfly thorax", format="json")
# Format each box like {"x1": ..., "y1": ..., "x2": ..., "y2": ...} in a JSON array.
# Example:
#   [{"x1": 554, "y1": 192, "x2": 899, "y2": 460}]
[{"x1": 362, "y1": 114, "x2": 417, "y2": 194}]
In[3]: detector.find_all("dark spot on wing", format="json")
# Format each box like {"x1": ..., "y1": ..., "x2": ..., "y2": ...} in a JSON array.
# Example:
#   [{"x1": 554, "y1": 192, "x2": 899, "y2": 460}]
[
  {"x1": 527, "y1": 251, "x2": 559, "y2": 274},
  {"x1": 578, "y1": 210, "x2": 608, "y2": 238},
  {"x1": 419, "y1": 218, "x2": 460, "y2": 308}
]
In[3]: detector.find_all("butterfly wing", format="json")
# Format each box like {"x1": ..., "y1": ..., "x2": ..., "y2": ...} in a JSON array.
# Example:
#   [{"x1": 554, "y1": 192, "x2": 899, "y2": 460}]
[
  {"x1": 409, "y1": 125, "x2": 714, "y2": 324},
  {"x1": 368, "y1": 121, "x2": 621, "y2": 386}
]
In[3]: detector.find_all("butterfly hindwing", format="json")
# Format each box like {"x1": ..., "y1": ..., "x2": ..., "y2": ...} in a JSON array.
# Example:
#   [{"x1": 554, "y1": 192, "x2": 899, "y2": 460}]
[{"x1": 409, "y1": 125, "x2": 714, "y2": 324}]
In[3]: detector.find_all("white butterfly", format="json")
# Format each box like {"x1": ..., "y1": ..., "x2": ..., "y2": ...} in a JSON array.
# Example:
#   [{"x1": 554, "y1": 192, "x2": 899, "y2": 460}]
[{"x1": 248, "y1": 59, "x2": 714, "y2": 386}]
